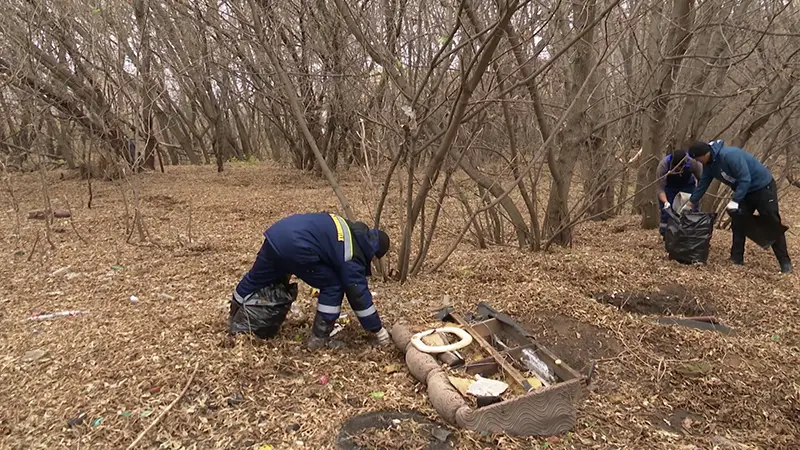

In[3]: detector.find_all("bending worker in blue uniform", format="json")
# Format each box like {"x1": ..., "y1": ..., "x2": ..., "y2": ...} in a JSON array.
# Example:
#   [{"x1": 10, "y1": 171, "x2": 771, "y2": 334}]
[
  {"x1": 682, "y1": 140, "x2": 792, "y2": 274},
  {"x1": 656, "y1": 149, "x2": 703, "y2": 236},
  {"x1": 232, "y1": 212, "x2": 393, "y2": 349}
]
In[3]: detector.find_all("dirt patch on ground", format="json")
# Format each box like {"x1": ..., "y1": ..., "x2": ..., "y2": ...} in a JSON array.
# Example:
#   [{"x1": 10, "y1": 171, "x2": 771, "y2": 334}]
[
  {"x1": 592, "y1": 283, "x2": 716, "y2": 317},
  {"x1": 337, "y1": 410, "x2": 454, "y2": 450},
  {"x1": 521, "y1": 311, "x2": 622, "y2": 372},
  {"x1": 650, "y1": 408, "x2": 705, "y2": 436},
  {"x1": 142, "y1": 194, "x2": 186, "y2": 208}
]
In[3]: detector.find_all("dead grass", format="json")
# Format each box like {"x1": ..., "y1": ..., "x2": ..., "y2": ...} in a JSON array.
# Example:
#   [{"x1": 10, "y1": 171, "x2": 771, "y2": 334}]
[{"x1": 0, "y1": 161, "x2": 798, "y2": 449}]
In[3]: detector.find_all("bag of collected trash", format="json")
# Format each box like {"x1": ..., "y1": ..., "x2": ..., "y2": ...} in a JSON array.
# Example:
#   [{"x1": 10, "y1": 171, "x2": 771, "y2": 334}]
[
  {"x1": 726, "y1": 210, "x2": 789, "y2": 249},
  {"x1": 664, "y1": 210, "x2": 717, "y2": 264},
  {"x1": 228, "y1": 280, "x2": 298, "y2": 339}
]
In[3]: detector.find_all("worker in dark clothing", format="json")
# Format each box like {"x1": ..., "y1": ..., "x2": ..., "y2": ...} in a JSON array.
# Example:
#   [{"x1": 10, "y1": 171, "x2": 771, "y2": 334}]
[
  {"x1": 230, "y1": 212, "x2": 393, "y2": 349},
  {"x1": 683, "y1": 140, "x2": 792, "y2": 274},
  {"x1": 656, "y1": 150, "x2": 703, "y2": 236}
]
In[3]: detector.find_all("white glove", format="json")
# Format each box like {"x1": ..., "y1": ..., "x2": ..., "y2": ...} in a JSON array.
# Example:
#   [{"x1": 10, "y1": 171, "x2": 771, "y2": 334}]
[
  {"x1": 375, "y1": 327, "x2": 392, "y2": 346},
  {"x1": 663, "y1": 201, "x2": 671, "y2": 211},
  {"x1": 726, "y1": 201, "x2": 739, "y2": 212}
]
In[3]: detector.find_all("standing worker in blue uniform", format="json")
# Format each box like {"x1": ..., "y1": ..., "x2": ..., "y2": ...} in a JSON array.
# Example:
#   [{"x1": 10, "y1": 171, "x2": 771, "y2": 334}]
[
  {"x1": 682, "y1": 140, "x2": 792, "y2": 274},
  {"x1": 656, "y1": 149, "x2": 703, "y2": 236},
  {"x1": 229, "y1": 212, "x2": 393, "y2": 349}
]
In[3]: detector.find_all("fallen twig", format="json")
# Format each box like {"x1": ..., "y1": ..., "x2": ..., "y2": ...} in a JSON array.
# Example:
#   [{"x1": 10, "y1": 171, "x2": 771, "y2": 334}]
[
  {"x1": 62, "y1": 195, "x2": 88, "y2": 244},
  {"x1": 27, "y1": 230, "x2": 40, "y2": 262},
  {"x1": 126, "y1": 360, "x2": 200, "y2": 450}
]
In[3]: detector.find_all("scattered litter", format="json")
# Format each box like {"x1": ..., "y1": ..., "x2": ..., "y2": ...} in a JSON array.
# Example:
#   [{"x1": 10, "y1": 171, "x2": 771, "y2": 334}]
[
  {"x1": 140, "y1": 410, "x2": 153, "y2": 418},
  {"x1": 66, "y1": 272, "x2": 81, "y2": 280},
  {"x1": 285, "y1": 423, "x2": 301, "y2": 432},
  {"x1": 466, "y1": 376, "x2": 508, "y2": 397},
  {"x1": 13, "y1": 250, "x2": 25, "y2": 256},
  {"x1": 91, "y1": 417, "x2": 102, "y2": 427},
  {"x1": 20, "y1": 349, "x2": 49, "y2": 364},
  {"x1": 51, "y1": 266, "x2": 71, "y2": 277},
  {"x1": 130, "y1": 295, "x2": 139, "y2": 303},
  {"x1": 149, "y1": 386, "x2": 161, "y2": 393},
  {"x1": 257, "y1": 445, "x2": 274, "y2": 450},
  {"x1": 158, "y1": 293, "x2": 175, "y2": 300},
  {"x1": 771, "y1": 334, "x2": 781, "y2": 342},
  {"x1": 317, "y1": 374, "x2": 329, "y2": 385},
  {"x1": 26, "y1": 310, "x2": 88, "y2": 321},
  {"x1": 67, "y1": 412, "x2": 86, "y2": 428},
  {"x1": 46, "y1": 291, "x2": 63, "y2": 296},
  {"x1": 383, "y1": 364, "x2": 401, "y2": 374},
  {"x1": 120, "y1": 411, "x2": 132, "y2": 417},
  {"x1": 111, "y1": 265, "x2": 124, "y2": 271},
  {"x1": 526, "y1": 377, "x2": 544, "y2": 389},
  {"x1": 370, "y1": 391, "x2": 385, "y2": 399},
  {"x1": 447, "y1": 376, "x2": 473, "y2": 396}
]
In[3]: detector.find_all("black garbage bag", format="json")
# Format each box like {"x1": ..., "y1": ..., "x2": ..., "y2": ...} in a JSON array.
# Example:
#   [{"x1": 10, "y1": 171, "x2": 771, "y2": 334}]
[
  {"x1": 228, "y1": 280, "x2": 298, "y2": 339},
  {"x1": 664, "y1": 211, "x2": 717, "y2": 264},
  {"x1": 726, "y1": 210, "x2": 789, "y2": 249}
]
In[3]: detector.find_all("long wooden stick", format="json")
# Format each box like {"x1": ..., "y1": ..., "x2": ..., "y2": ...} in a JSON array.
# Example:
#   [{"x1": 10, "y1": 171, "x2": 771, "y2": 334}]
[
  {"x1": 127, "y1": 361, "x2": 200, "y2": 450},
  {"x1": 449, "y1": 312, "x2": 532, "y2": 392}
]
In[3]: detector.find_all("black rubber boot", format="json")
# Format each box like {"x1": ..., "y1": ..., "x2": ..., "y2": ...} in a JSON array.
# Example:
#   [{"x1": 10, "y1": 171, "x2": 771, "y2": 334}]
[
  {"x1": 780, "y1": 261, "x2": 793, "y2": 274},
  {"x1": 307, "y1": 311, "x2": 345, "y2": 351},
  {"x1": 729, "y1": 257, "x2": 744, "y2": 266}
]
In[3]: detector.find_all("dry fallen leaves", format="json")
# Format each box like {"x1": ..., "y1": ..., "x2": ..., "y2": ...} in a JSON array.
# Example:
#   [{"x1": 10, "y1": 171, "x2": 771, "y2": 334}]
[{"x1": 0, "y1": 163, "x2": 798, "y2": 449}]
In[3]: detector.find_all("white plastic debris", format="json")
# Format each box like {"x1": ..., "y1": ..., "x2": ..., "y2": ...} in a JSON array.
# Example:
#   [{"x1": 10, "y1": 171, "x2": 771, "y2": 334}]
[
  {"x1": 330, "y1": 323, "x2": 345, "y2": 337},
  {"x1": 26, "y1": 310, "x2": 88, "y2": 321},
  {"x1": 521, "y1": 348, "x2": 556, "y2": 385},
  {"x1": 130, "y1": 295, "x2": 139, "y2": 303},
  {"x1": 466, "y1": 375, "x2": 508, "y2": 397},
  {"x1": 51, "y1": 266, "x2": 71, "y2": 277}
]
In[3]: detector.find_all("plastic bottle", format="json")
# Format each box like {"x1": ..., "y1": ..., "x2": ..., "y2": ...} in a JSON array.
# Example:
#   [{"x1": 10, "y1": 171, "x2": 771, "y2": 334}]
[{"x1": 521, "y1": 348, "x2": 556, "y2": 384}]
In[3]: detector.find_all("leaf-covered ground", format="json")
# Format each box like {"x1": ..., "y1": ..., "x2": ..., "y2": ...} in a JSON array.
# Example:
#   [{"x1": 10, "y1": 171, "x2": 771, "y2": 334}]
[{"x1": 1, "y1": 163, "x2": 798, "y2": 449}]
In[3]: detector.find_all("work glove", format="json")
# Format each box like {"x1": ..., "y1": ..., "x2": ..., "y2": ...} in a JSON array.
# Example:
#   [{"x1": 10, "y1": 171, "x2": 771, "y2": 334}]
[
  {"x1": 726, "y1": 201, "x2": 739, "y2": 213},
  {"x1": 374, "y1": 327, "x2": 392, "y2": 347},
  {"x1": 663, "y1": 201, "x2": 671, "y2": 211}
]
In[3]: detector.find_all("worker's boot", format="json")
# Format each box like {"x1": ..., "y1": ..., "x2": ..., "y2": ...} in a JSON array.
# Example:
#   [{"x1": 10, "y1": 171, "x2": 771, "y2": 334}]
[
  {"x1": 307, "y1": 311, "x2": 346, "y2": 351},
  {"x1": 370, "y1": 327, "x2": 392, "y2": 347}
]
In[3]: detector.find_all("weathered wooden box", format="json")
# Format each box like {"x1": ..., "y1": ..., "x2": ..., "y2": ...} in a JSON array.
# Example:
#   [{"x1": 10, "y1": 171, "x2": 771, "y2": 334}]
[{"x1": 391, "y1": 305, "x2": 589, "y2": 436}]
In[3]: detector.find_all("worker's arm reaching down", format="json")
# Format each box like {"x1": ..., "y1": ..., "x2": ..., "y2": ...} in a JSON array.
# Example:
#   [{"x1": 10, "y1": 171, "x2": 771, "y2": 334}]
[{"x1": 307, "y1": 215, "x2": 392, "y2": 350}]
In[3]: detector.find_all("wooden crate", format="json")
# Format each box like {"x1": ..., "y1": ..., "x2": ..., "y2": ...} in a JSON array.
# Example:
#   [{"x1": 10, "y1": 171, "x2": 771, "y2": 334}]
[{"x1": 391, "y1": 308, "x2": 589, "y2": 436}]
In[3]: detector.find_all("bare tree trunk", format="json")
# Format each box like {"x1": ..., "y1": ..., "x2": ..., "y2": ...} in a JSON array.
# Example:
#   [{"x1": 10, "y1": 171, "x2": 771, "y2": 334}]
[
  {"x1": 249, "y1": 0, "x2": 355, "y2": 220},
  {"x1": 635, "y1": 0, "x2": 694, "y2": 229}
]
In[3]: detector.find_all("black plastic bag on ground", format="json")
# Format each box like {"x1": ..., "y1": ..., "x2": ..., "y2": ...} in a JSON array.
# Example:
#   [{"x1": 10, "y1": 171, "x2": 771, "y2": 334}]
[
  {"x1": 664, "y1": 211, "x2": 717, "y2": 264},
  {"x1": 228, "y1": 281, "x2": 298, "y2": 339},
  {"x1": 726, "y1": 210, "x2": 789, "y2": 249}
]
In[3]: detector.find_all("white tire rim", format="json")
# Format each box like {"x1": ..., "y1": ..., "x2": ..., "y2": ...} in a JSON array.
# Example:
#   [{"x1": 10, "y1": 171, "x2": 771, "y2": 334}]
[{"x1": 410, "y1": 327, "x2": 473, "y2": 354}]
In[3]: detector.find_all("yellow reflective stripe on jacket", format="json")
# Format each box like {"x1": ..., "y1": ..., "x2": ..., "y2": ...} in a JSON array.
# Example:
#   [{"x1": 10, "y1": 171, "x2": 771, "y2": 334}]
[{"x1": 329, "y1": 214, "x2": 353, "y2": 262}]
